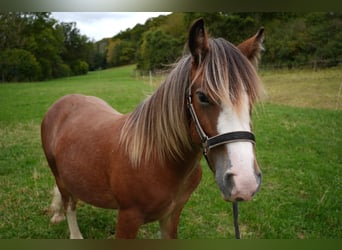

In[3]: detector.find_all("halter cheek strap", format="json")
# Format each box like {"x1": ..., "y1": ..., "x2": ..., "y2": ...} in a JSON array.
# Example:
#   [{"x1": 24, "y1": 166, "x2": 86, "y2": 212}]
[{"x1": 186, "y1": 91, "x2": 256, "y2": 156}]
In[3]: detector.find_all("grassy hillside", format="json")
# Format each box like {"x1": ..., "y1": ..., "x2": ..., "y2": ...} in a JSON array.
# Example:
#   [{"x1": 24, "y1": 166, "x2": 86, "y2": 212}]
[
  {"x1": 260, "y1": 67, "x2": 342, "y2": 110},
  {"x1": 0, "y1": 65, "x2": 341, "y2": 238}
]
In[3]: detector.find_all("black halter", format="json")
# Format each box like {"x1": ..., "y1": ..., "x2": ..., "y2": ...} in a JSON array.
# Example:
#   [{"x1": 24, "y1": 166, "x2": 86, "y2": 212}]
[
  {"x1": 186, "y1": 87, "x2": 256, "y2": 240},
  {"x1": 186, "y1": 89, "x2": 255, "y2": 157}
]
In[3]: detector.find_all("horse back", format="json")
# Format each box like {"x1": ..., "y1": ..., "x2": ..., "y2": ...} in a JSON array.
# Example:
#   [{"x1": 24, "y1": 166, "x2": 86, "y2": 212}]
[{"x1": 41, "y1": 93, "x2": 121, "y2": 153}]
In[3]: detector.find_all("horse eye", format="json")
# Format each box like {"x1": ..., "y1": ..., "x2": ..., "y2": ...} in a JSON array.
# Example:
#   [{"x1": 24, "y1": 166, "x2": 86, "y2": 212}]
[{"x1": 197, "y1": 91, "x2": 210, "y2": 104}]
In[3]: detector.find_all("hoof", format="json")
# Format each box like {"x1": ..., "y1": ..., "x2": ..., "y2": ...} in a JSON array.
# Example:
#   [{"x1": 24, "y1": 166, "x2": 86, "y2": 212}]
[
  {"x1": 50, "y1": 213, "x2": 65, "y2": 224},
  {"x1": 70, "y1": 234, "x2": 83, "y2": 239}
]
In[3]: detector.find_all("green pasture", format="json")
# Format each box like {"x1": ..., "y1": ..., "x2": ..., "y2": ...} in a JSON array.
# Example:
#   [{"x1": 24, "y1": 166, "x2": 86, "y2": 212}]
[{"x1": 0, "y1": 65, "x2": 341, "y2": 239}]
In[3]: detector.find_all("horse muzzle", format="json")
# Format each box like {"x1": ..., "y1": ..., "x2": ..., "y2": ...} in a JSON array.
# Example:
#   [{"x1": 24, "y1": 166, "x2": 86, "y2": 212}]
[
  {"x1": 215, "y1": 156, "x2": 262, "y2": 202},
  {"x1": 204, "y1": 131, "x2": 261, "y2": 202}
]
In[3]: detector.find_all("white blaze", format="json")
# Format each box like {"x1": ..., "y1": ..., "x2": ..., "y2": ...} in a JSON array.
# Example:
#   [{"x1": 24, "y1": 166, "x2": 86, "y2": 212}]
[{"x1": 216, "y1": 92, "x2": 258, "y2": 200}]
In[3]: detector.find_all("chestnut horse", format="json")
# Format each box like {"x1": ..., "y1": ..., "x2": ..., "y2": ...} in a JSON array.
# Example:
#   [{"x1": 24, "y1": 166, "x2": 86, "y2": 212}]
[{"x1": 41, "y1": 19, "x2": 264, "y2": 239}]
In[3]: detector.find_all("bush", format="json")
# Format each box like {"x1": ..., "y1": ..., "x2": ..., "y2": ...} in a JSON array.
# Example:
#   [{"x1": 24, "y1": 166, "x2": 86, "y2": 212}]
[
  {"x1": 71, "y1": 60, "x2": 89, "y2": 75},
  {"x1": 53, "y1": 62, "x2": 71, "y2": 78},
  {"x1": 0, "y1": 49, "x2": 41, "y2": 82}
]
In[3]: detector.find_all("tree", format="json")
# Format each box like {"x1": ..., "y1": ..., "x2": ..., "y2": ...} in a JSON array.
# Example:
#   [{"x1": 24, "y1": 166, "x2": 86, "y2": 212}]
[
  {"x1": 0, "y1": 48, "x2": 41, "y2": 82},
  {"x1": 106, "y1": 39, "x2": 135, "y2": 67},
  {"x1": 137, "y1": 29, "x2": 183, "y2": 72},
  {"x1": 56, "y1": 22, "x2": 92, "y2": 75},
  {"x1": 107, "y1": 39, "x2": 120, "y2": 67},
  {"x1": 0, "y1": 12, "x2": 75, "y2": 81},
  {"x1": 0, "y1": 12, "x2": 33, "y2": 50},
  {"x1": 305, "y1": 12, "x2": 342, "y2": 67},
  {"x1": 28, "y1": 13, "x2": 66, "y2": 79}
]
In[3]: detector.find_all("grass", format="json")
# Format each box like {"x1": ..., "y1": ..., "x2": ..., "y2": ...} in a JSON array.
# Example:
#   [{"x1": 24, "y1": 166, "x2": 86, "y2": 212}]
[
  {"x1": 0, "y1": 65, "x2": 341, "y2": 239},
  {"x1": 259, "y1": 67, "x2": 342, "y2": 110}
]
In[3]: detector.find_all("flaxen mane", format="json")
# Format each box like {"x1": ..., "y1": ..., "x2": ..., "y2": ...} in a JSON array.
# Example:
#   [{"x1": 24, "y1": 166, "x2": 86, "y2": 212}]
[
  {"x1": 120, "y1": 56, "x2": 193, "y2": 166},
  {"x1": 120, "y1": 37, "x2": 264, "y2": 167}
]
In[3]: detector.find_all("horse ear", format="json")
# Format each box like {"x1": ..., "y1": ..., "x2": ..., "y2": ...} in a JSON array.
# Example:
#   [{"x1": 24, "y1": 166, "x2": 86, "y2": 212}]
[
  {"x1": 188, "y1": 18, "x2": 209, "y2": 65},
  {"x1": 237, "y1": 27, "x2": 265, "y2": 68}
]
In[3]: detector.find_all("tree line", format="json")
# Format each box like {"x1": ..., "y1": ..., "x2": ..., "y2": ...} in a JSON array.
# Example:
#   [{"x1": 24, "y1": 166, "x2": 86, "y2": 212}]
[
  {"x1": 0, "y1": 12, "x2": 102, "y2": 82},
  {"x1": 1, "y1": 12, "x2": 341, "y2": 82},
  {"x1": 105, "y1": 12, "x2": 342, "y2": 72}
]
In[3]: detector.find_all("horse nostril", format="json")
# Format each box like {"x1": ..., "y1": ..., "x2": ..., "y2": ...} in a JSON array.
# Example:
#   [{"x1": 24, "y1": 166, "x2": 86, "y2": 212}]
[
  {"x1": 224, "y1": 172, "x2": 235, "y2": 184},
  {"x1": 256, "y1": 171, "x2": 262, "y2": 184},
  {"x1": 223, "y1": 171, "x2": 235, "y2": 194},
  {"x1": 257, "y1": 171, "x2": 262, "y2": 178}
]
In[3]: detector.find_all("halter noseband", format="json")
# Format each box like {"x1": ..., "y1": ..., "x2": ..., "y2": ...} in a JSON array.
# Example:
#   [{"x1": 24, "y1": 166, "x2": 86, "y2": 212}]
[{"x1": 186, "y1": 88, "x2": 256, "y2": 157}]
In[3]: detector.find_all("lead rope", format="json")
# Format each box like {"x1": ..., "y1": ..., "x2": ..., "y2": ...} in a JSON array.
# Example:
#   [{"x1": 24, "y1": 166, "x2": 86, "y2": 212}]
[
  {"x1": 205, "y1": 151, "x2": 241, "y2": 239},
  {"x1": 233, "y1": 201, "x2": 240, "y2": 239}
]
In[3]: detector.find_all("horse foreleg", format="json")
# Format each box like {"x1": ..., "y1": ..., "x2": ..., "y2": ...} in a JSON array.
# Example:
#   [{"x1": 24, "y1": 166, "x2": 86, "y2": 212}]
[
  {"x1": 159, "y1": 166, "x2": 202, "y2": 239},
  {"x1": 159, "y1": 209, "x2": 182, "y2": 239},
  {"x1": 115, "y1": 209, "x2": 143, "y2": 239},
  {"x1": 66, "y1": 199, "x2": 83, "y2": 239}
]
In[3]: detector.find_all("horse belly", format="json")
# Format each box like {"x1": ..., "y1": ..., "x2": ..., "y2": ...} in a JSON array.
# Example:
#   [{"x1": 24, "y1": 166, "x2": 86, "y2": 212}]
[{"x1": 57, "y1": 152, "x2": 119, "y2": 209}]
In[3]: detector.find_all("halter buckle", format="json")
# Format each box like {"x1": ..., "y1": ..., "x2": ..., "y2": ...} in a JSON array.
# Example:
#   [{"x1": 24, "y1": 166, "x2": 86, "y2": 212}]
[{"x1": 202, "y1": 138, "x2": 209, "y2": 155}]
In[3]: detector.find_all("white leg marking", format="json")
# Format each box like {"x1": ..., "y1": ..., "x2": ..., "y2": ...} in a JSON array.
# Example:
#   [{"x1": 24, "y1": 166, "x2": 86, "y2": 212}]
[
  {"x1": 50, "y1": 186, "x2": 65, "y2": 224},
  {"x1": 66, "y1": 203, "x2": 83, "y2": 239}
]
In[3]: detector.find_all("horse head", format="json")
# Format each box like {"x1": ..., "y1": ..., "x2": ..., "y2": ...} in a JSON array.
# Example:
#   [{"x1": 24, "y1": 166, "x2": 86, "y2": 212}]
[{"x1": 187, "y1": 18, "x2": 264, "y2": 202}]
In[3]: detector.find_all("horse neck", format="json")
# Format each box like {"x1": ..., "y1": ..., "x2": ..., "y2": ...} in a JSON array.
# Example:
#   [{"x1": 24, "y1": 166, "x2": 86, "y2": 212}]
[{"x1": 121, "y1": 79, "x2": 200, "y2": 169}]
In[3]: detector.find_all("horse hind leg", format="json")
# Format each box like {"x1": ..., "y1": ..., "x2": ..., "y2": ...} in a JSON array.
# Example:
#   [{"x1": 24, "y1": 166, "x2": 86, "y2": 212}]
[
  {"x1": 50, "y1": 185, "x2": 83, "y2": 239},
  {"x1": 66, "y1": 197, "x2": 83, "y2": 239},
  {"x1": 50, "y1": 186, "x2": 65, "y2": 224}
]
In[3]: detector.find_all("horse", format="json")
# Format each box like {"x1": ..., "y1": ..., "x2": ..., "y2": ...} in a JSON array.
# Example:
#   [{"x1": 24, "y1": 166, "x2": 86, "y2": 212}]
[{"x1": 41, "y1": 18, "x2": 265, "y2": 239}]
